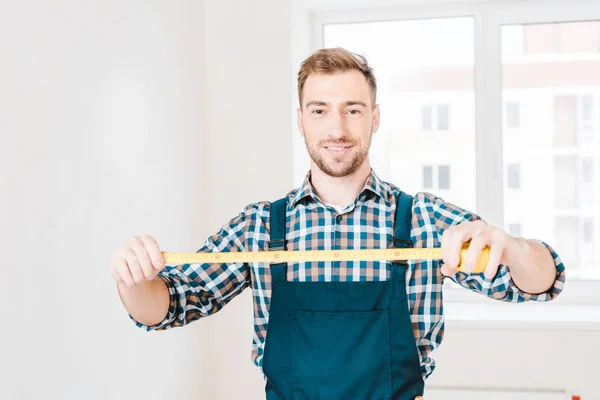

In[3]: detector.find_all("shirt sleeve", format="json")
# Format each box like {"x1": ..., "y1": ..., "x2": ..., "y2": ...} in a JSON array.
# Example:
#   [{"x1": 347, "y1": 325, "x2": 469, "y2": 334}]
[
  {"x1": 425, "y1": 192, "x2": 566, "y2": 302},
  {"x1": 131, "y1": 205, "x2": 253, "y2": 331}
]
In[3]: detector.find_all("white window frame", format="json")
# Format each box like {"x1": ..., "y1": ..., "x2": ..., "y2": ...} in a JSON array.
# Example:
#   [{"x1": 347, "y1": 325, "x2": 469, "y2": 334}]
[{"x1": 292, "y1": 0, "x2": 600, "y2": 327}]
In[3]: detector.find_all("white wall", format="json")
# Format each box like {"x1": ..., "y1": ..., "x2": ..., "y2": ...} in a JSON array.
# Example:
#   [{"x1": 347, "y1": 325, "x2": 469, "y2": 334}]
[
  {"x1": 201, "y1": 0, "x2": 294, "y2": 398},
  {"x1": 426, "y1": 321, "x2": 599, "y2": 399},
  {"x1": 0, "y1": 0, "x2": 208, "y2": 399}
]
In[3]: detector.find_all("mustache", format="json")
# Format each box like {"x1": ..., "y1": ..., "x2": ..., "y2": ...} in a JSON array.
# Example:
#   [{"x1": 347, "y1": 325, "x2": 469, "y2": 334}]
[{"x1": 319, "y1": 139, "x2": 355, "y2": 147}]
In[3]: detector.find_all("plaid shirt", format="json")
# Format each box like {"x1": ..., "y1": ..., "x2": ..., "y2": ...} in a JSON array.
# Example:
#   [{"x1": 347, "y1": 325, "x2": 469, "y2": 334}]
[{"x1": 133, "y1": 170, "x2": 566, "y2": 379}]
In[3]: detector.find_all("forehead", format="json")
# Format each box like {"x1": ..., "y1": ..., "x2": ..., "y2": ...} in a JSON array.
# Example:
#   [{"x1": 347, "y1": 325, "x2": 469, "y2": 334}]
[{"x1": 303, "y1": 70, "x2": 371, "y2": 106}]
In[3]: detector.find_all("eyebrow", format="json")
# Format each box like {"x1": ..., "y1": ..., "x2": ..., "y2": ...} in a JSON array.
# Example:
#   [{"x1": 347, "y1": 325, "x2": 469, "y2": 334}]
[{"x1": 305, "y1": 100, "x2": 368, "y2": 108}]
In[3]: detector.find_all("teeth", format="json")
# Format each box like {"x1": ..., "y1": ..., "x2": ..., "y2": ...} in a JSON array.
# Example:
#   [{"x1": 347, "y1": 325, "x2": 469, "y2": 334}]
[{"x1": 329, "y1": 147, "x2": 345, "y2": 151}]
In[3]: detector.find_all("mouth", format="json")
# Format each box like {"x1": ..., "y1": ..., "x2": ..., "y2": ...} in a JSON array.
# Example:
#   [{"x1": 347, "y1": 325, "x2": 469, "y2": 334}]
[{"x1": 323, "y1": 144, "x2": 353, "y2": 156}]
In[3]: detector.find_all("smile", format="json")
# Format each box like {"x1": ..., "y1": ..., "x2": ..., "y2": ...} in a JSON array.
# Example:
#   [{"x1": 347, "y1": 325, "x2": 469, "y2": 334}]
[{"x1": 324, "y1": 145, "x2": 353, "y2": 154}]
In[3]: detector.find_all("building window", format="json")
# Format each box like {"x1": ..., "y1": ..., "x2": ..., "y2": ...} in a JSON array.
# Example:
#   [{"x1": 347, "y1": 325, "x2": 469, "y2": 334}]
[
  {"x1": 582, "y1": 158, "x2": 594, "y2": 183},
  {"x1": 505, "y1": 102, "x2": 521, "y2": 128},
  {"x1": 581, "y1": 95, "x2": 594, "y2": 123},
  {"x1": 422, "y1": 104, "x2": 450, "y2": 131},
  {"x1": 583, "y1": 218, "x2": 594, "y2": 244},
  {"x1": 507, "y1": 163, "x2": 521, "y2": 189},
  {"x1": 437, "y1": 105, "x2": 449, "y2": 130},
  {"x1": 423, "y1": 166, "x2": 433, "y2": 189},
  {"x1": 422, "y1": 106, "x2": 433, "y2": 130},
  {"x1": 508, "y1": 223, "x2": 522, "y2": 237},
  {"x1": 422, "y1": 165, "x2": 451, "y2": 190},
  {"x1": 438, "y1": 165, "x2": 450, "y2": 189}
]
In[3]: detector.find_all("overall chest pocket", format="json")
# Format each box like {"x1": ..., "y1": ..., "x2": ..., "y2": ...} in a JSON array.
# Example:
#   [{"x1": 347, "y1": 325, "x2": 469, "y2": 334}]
[{"x1": 290, "y1": 309, "x2": 392, "y2": 400}]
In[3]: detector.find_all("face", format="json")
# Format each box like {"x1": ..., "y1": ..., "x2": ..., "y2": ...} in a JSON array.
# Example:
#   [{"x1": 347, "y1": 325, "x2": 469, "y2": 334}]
[{"x1": 297, "y1": 70, "x2": 380, "y2": 178}]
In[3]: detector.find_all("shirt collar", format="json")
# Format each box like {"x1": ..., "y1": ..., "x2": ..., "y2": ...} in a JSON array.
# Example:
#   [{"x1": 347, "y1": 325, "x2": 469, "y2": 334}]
[{"x1": 290, "y1": 169, "x2": 388, "y2": 208}]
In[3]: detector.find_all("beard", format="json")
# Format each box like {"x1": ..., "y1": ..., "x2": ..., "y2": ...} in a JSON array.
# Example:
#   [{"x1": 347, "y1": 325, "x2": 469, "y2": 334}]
[{"x1": 305, "y1": 133, "x2": 371, "y2": 178}]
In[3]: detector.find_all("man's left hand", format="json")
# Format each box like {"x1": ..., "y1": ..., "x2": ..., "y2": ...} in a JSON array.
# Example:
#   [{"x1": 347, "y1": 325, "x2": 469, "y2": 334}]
[{"x1": 440, "y1": 220, "x2": 511, "y2": 279}]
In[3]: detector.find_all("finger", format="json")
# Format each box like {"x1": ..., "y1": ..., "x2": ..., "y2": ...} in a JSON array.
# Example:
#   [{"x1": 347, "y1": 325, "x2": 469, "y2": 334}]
[
  {"x1": 462, "y1": 235, "x2": 488, "y2": 273},
  {"x1": 442, "y1": 224, "x2": 472, "y2": 269},
  {"x1": 440, "y1": 262, "x2": 459, "y2": 277},
  {"x1": 123, "y1": 247, "x2": 148, "y2": 285},
  {"x1": 140, "y1": 235, "x2": 165, "y2": 271},
  {"x1": 128, "y1": 237, "x2": 156, "y2": 281},
  {"x1": 484, "y1": 233, "x2": 505, "y2": 280},
  {"x1": 484, "y1": 243, "x2": 503, "y2": 280},
  {"x1": 111, "y1": 270, "x2": 123, "y2": 283},
  {"x1": 116, "y1": 255, "x2": 136, "y2": 287}
]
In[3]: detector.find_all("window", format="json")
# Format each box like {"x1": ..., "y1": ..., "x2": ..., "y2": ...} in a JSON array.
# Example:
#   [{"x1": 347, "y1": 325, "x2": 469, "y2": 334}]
[
  {"x1": 317, "y1": 16, "x2": 475, "y2": 209},
  {"x1": 438, "y1": 165, "x2": 450, "y2": 189},
  {"x1": 507, "y1": 164, "x2": 520, "y2": 189},
  {"x1": 422, "y1": 104, "x2": 450, "y2": 131},
  {"x1": 422, "y1": 166, "x2": 433, "y2": 189},
  {"x1": 553, "y1": 95, "x2": 578, "y2": 147},
  {"x1": 436, "y1": 105, "x2": 450, "y2": 130},
  {"x1": 305, "y1": 2, "x2": 600, "y2": 282},
  {"x1": 501, "y1": 20, "x2": 600, "y2": 280},
  {"x1": 582, "y1": 158, "x2": 594, "y2": 183},
  {"x1": 421, "y1": 106, "x2": 433, "y2": 130},
  {"x1": 581, "y1": 95, "x2": 594, "y2": 123},
  {"x1": 422, "y1": 165, "x2": 451, "y2": 190},
  {"x1": 505, "y1": 102, "x2": 521, "y2": 128},
  {"x1": 583, "y1": 218, "x2": 595, "y2": 244},
  {"x1": 508, "y1": 223, "x2": 522, "y2": 237}
]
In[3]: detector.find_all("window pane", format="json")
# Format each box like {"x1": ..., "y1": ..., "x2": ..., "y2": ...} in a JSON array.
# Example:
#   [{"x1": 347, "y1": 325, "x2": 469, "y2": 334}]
[
  {"x1": 423, "y1": 166, "x2": 433, "y2": 189},
  {"x1": 582, "y1": 158, "x2": 594, "y2": 183},
  {"x1": 507, "y1": 163, "x2": 520, "y2": 189},
  {"x1": 508, "y1": 223, "x2": 522, "y2": 237},
  {"x1": 438, "y1": 165, "x2": 450, "y2": 189},
  {"x1": 554, "y1": 155, "x2": 578, "y2": 209},
  {"x1": 323, "y1": 17, "x2": 476, "y2": 211},
  {"x1": 583, "y1": 218, "x2": 594, "y2": 244},
  {"x1": 421, "y1": 106, "x2": 432, "y2": 130},
  {"x1": 502, "y1": 21, "x2": 600, "y2": 279},
  {"x1": 437, "y1": 105, "x2": 449, "y2": 130},
  {"x1": 554, "y1": 95, "x2": 578, "y2": 146},
  {"x1": 505, "y1": 102, "x2": 520, "y2": 128},
  {"x1": 581, "y1": 95, "x2": 594, "y2": 122}
]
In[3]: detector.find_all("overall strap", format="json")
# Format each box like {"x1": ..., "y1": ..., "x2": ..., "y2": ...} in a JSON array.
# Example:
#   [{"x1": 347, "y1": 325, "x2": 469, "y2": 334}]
[
  {"x1": 269, "y1": 197, "x2": 288, "y2": 283},
  {"x1": 391, "y1": 191, "x2": 414, "y2": 278}
]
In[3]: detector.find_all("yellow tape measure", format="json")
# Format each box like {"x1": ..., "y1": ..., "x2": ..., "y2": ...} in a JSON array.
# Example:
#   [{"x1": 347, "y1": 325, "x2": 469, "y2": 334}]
[{"x1": 162, "y1": 243, "x2": 490, "y2": 273}]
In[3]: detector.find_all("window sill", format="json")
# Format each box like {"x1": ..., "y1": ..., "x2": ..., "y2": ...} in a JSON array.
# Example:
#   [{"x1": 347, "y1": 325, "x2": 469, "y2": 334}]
[{"x1": 442, "y1": 279, "x2": 600, "y2": 331}]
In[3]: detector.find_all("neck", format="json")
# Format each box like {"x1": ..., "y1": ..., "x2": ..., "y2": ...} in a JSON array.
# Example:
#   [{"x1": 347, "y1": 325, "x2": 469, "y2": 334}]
[{"x1": 309, "y1": 161, "x2": 372, "y2": 207}]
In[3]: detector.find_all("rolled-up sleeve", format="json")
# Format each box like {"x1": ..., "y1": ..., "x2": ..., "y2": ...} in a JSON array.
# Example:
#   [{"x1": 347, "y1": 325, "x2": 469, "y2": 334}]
[
  {"x1": 131, "y1": 205, "x2": 252, "y2": 331},
  {"x1": 450, "y1": 240, "x2": 565, "y2": 302},
  {"x1": 426, "y1": 192, "x2": 566, "y2": 302}
]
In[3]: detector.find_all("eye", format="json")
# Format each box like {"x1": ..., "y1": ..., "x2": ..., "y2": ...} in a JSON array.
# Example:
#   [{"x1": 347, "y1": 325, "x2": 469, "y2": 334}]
[
  {"x1": 311, "y1": 109, "x2": 325, "y2": 115},
  {"x1": 347, "y1": 109, "x2": 361, "y2": 115}
]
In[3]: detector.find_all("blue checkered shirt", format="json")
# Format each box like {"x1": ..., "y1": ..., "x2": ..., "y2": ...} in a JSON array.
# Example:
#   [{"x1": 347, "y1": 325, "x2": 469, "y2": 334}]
[{"x1": 131, "y1": 170, "x2": 566, "y2": 379}]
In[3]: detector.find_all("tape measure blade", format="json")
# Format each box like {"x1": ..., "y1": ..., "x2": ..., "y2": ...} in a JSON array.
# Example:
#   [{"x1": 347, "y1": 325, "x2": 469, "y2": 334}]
[{"x1": 162, "y1": 248, "x2": 444, "y2": 264}]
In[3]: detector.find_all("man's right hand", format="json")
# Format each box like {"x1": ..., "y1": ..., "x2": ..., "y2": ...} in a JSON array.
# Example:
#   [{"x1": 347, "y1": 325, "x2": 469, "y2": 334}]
[{"x1": 109, "y1": 235, "x2": 166, "y2": 287}]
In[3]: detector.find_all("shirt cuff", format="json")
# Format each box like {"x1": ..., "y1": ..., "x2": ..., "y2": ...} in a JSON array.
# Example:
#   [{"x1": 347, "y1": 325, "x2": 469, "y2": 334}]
[
  {"x1": 518, "y1": 240, "x2": 566, "y2": 301},
  {"x1": 129, "y1": 274, "x2": 179, "y2": 331}
]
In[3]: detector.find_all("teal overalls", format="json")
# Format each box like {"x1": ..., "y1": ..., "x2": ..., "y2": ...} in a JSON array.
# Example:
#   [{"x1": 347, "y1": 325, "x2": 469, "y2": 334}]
[{"x1": 262, "y1": 191, "x2": 425, "y2": 400}]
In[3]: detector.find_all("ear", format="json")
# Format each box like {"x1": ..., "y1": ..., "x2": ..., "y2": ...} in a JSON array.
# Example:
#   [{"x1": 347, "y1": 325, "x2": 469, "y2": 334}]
[
  {"x1": 371, "y1": 104, "x2": 380, "y2": 134},
  {"x1": 297, "y1": 107, "x2": 305, "y2": 137}
]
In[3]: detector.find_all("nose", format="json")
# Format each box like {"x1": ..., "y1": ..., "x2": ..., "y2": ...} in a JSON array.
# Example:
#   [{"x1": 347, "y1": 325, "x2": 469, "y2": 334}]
[{"x1": 329, "y1": 112, "x2": 346, "y2": 139}]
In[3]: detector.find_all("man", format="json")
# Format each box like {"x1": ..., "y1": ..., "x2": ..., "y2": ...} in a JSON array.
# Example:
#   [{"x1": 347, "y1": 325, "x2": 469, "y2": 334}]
[{"x1": 109, "y1": 47, "x2": 565, "y2": 400}]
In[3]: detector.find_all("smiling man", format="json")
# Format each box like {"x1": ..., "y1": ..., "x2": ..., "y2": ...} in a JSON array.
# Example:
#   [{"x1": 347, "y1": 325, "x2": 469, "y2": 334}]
[{"x1": 109, "y1": 47, "x2": 566, "y2": 400}]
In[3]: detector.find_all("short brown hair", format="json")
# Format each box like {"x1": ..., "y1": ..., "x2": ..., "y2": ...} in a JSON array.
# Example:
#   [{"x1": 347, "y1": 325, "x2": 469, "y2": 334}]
[{"x1": 297, "y1": 47, "x2": 377, "y2": 108}]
